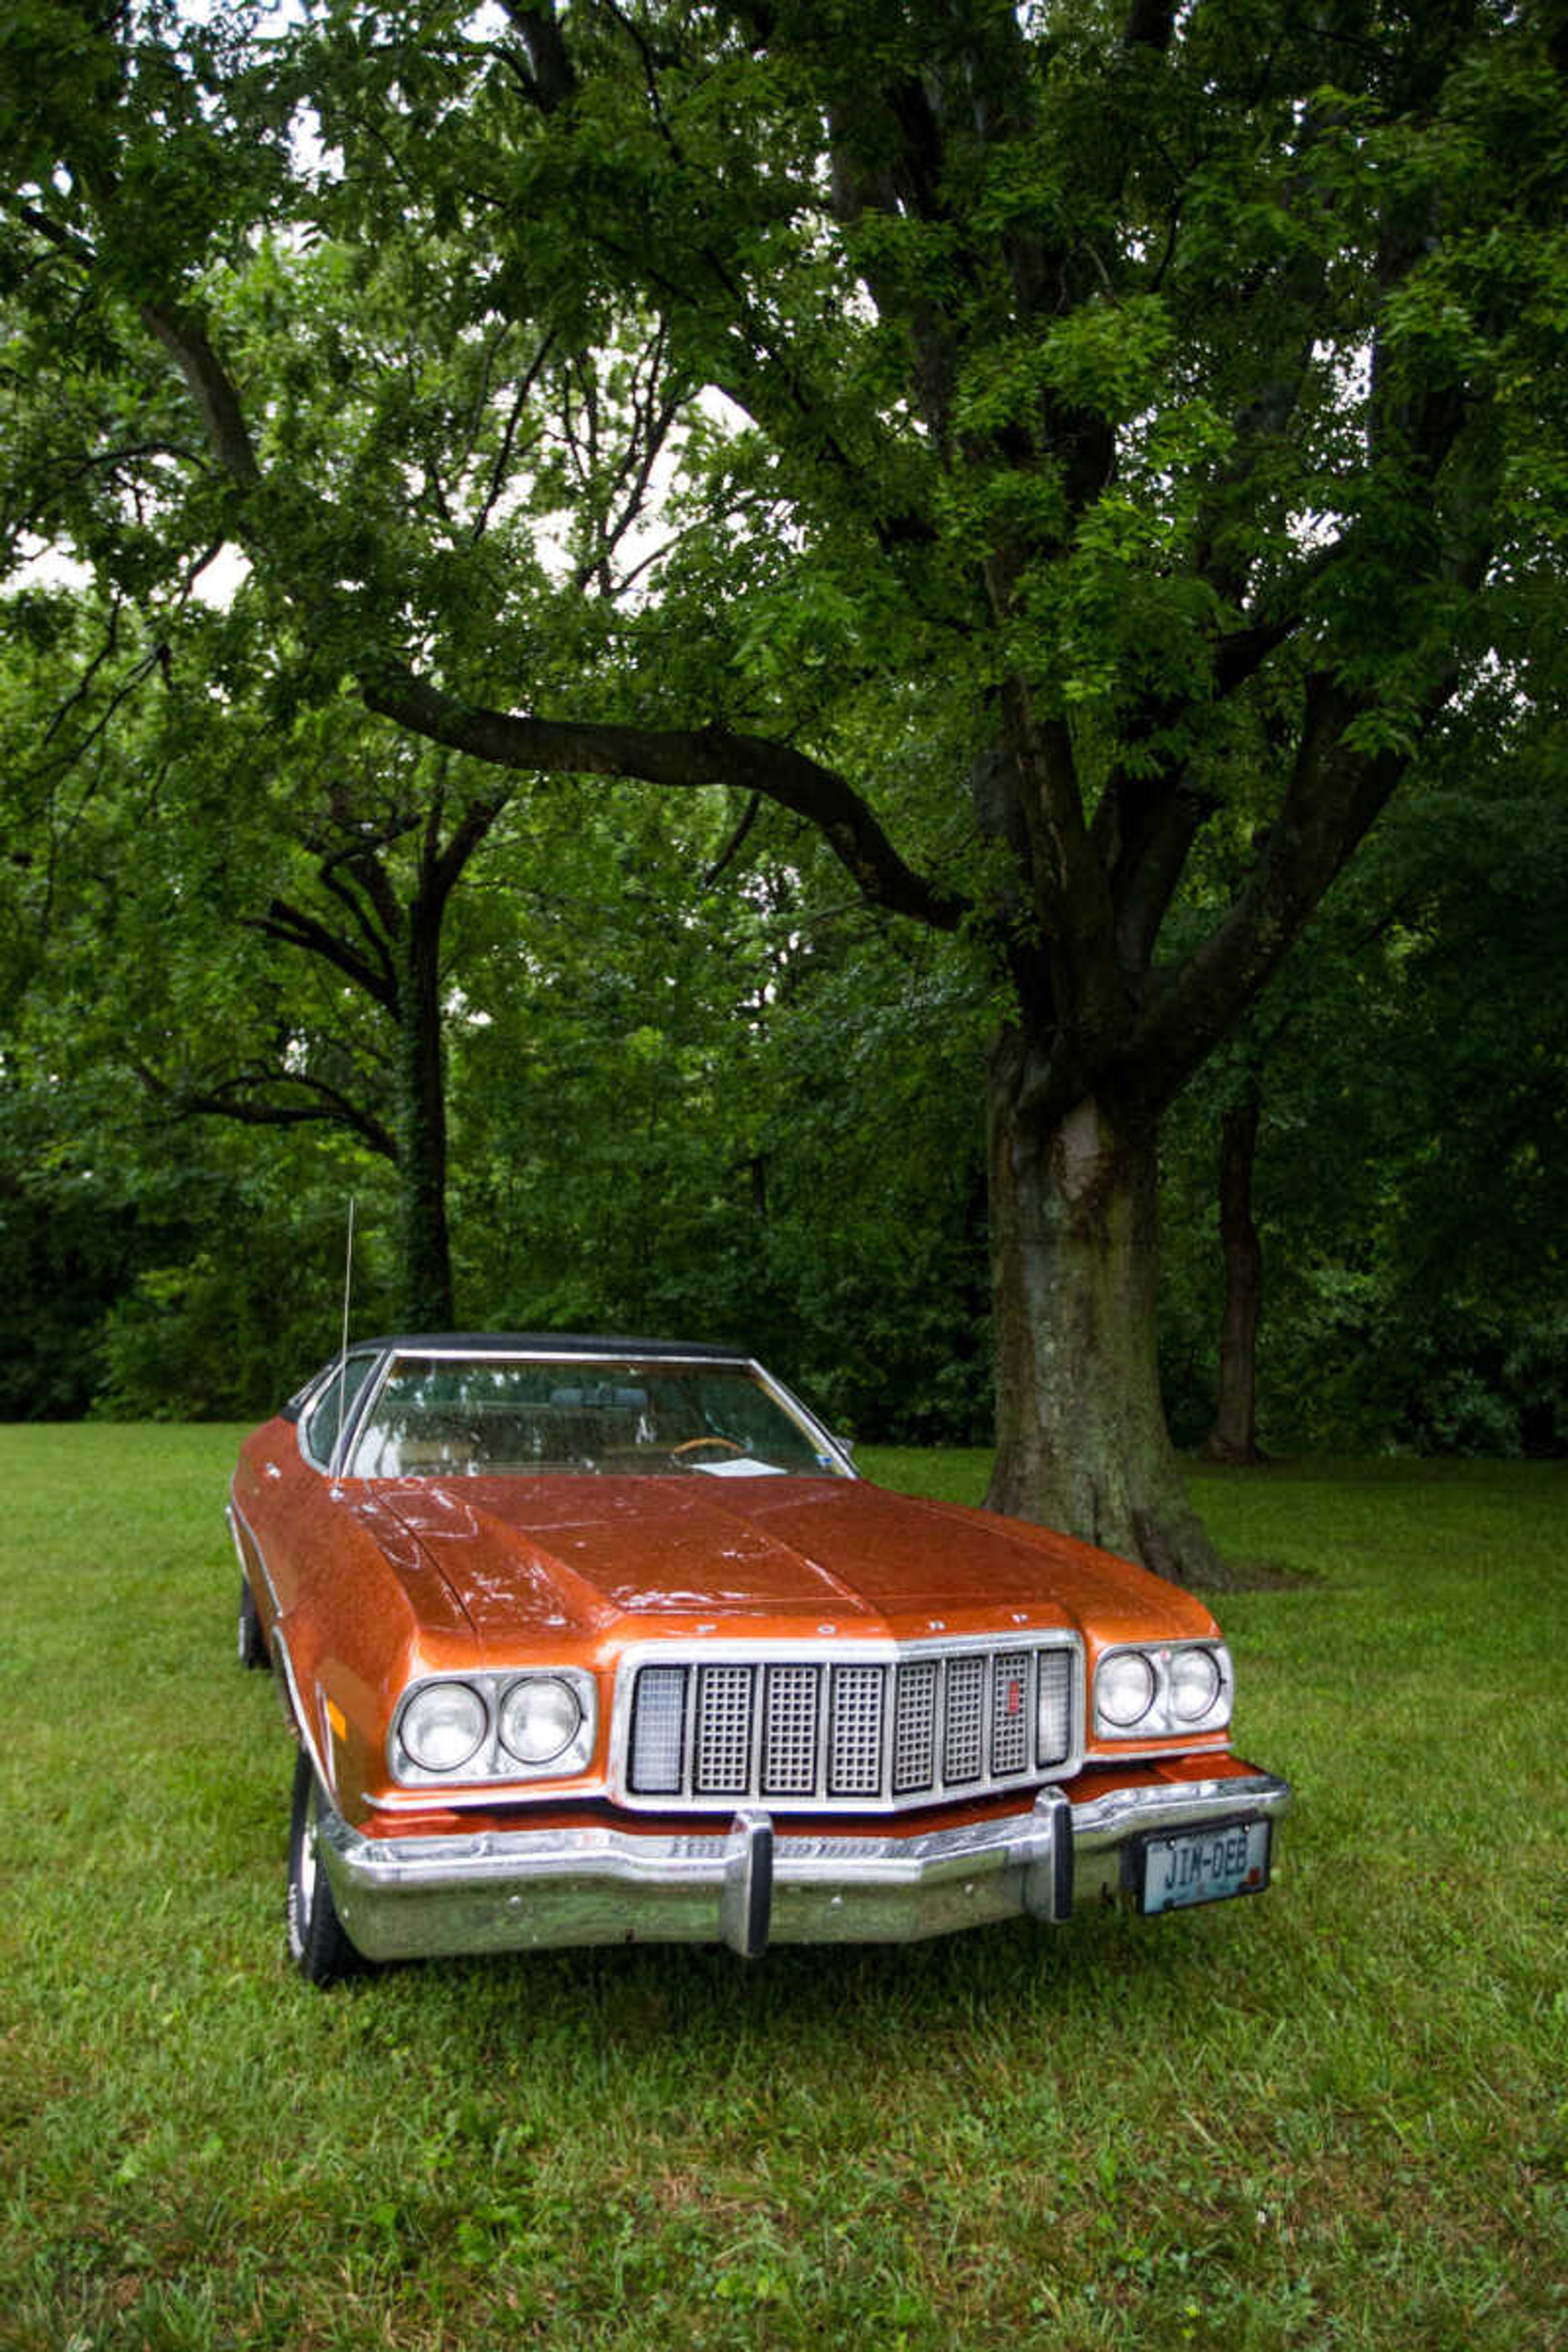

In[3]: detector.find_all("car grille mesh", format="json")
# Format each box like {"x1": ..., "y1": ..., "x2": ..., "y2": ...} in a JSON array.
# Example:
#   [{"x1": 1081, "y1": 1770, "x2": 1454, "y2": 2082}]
[
  {"x1": 828, "y1": 1664, "x2": 885, "y2": 1796},
  {"x1": 627, "y1": 1639, "x2": 1079, "y2": 1810},
  {"x1": 892, "y1": 1659, "x2": 938, "y2": 1794},
  {"x1": 694, "y1": 1664, "x2": 753, "y2": 1793},
  {"x1": 991, "y1": 1650, "x2": 1032, "y2": 1777},
  {"x1": 763, "y1": 1664, "x2": 818, "y2": 1795},
  {"x1": 944, "y1": 1655, "x2": 986, "y2": 1782}
]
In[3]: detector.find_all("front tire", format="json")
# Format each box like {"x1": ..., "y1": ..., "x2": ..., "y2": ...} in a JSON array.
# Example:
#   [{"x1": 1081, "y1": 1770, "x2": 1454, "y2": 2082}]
[
  {"x1": 237, "y1": 1576, "x2": 269, "y2": 1670},
  {"x1": 285, "y1": 1748, "x2": 367, "y2": 1984}
]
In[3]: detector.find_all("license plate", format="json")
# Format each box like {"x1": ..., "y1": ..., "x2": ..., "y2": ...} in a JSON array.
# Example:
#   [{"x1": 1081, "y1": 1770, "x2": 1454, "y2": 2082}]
[{"x1": 1139, "y1": 1819, "x2": 1271, "y2": 1915}]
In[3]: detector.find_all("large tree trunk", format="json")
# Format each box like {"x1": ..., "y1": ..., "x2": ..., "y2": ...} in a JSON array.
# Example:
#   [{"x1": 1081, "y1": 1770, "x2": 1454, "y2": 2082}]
[
  {"x1": 1203, "y1": 1080, "x2": 1265, "y2": 1466},
  {"x1": 984, "y1": 1032, "x2": 1227, "y2": 1588},
  {"x1": 395, "y1": 913, "x2": 455, "y2": 1331}
]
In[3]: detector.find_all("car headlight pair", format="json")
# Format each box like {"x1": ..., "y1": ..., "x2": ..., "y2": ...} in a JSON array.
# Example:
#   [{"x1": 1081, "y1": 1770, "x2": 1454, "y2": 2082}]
[
  {"x1": 1093, "y1": 1642, "x2": 1232, "y2": 1740},
  {"x1": 392, "y1": 1669, "x2": 597, "y2": 1785}
]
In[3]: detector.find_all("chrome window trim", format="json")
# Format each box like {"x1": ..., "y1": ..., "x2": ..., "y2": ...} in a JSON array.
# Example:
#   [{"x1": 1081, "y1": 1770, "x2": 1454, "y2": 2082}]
[
  {"x1": 292, "y1": 1359, "x2": 347, "y2": 1465},
  {"x1": 297, "y1": 1347, "x2": 388, "y2": 1475},
  {"x1": 747, "y1": 1361, "x2": 857, "y2": 1479},
  {"x1": 608, "y1": 1630, "x2": 1085, "y2": 1815},
  {"x1": 336, "y1": 1347, "x2": 855, "y2": 1482}
]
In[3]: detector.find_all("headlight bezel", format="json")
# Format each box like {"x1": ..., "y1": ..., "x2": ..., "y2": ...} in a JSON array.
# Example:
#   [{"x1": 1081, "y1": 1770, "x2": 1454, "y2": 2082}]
[
  {"x1": 390, "y1": 1666, "x2": 598, "y2": 1787},
  {"x1": 1092, "y1": 1641, "x2": 1232, "y2": 1743}
]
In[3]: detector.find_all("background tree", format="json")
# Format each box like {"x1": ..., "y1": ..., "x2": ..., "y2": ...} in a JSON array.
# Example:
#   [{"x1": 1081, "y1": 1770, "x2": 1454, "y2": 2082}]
[
  {"x1": 0, "y1": 585, "x2": 990, "y2": 1419},
  {"x1": 6, "y1": 0, "x2": 1568, "y2": 1574},
  {"x1": 148, "y1": 728, "x2": 514, "y2": 1335},
  {"x1": 1161, "y1": 680, "x2": 1568, "y2": 1460}
]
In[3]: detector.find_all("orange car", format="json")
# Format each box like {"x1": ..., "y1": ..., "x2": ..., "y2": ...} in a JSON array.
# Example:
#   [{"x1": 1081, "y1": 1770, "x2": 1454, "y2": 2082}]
[{"x1": 228, "y1": 1334, "x2": 1290, "y2": 1981}]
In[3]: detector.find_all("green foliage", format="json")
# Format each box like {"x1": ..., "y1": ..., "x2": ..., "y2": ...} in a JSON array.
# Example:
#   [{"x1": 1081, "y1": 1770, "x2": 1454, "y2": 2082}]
[
  {"x1": 440, "y1": 790, "x2": 994, "y2": 1441},
  {"x1": 1159, "y1": 697, "x2": 1568, "y2": 1459},
  {"x1": 90, "y1": 1150, "x2": 404, "y2": 1421}
]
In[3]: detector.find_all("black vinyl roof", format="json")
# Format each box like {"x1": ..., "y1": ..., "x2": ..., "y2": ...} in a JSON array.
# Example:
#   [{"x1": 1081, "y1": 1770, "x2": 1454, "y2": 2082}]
[{"x1": 346, "y1": 1332, "x2": 751, "y2": 1362}]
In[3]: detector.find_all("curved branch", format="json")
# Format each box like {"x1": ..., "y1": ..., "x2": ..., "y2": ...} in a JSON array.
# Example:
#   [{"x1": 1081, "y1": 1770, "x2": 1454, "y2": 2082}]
[
  {"x1": 1112, "y1": 677, "x2": 1410, "y2": 1114},
  {"x1": 429, "y1": 790, "x2": 513, "y2": 909},
  {"x1": 359, "y1": 661, "x2": 969, "y2": 932},
  {"x1": 310, "y1": 860, "x2": 400, "y2": 995},
  {"x1": 704, "y1": 789, "x2": 762, "y2": 887},
  {"x1": 148, "y1": 1068, "x2": 397, "y2": 1158},
  {"x1": 249, "y1": 900, "x2": 399, "y2": 1011},
  {"x1": 140, "y1": 303, "x2": 260, "y2": 488}
]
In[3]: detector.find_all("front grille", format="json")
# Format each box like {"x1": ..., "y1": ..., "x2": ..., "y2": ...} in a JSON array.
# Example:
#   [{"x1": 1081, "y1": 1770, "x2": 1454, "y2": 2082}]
[
  {"x1": 762, "y1": 1664, "x2": 817, "y2": 1795},
  {"x1": 694, "y1": 1664, "x2": 753, "y2": 1792},
  {"x1": 623, "y1": 1637, "x2": 1081, "y2": 1812}
]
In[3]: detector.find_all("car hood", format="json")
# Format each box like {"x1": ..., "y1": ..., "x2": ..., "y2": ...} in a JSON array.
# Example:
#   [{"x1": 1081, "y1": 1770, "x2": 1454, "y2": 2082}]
[{"x1": 368, "y1": 1473, "x2": 1213, "y2": 1646}]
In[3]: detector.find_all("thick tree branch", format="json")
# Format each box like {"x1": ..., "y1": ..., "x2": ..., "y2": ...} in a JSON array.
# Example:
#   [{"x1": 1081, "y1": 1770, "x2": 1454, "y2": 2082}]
[
  {"x1": 139, "y1": 303, "x2": 260, "y2": 488},
  {"x1": 429, "y1": 790, "x2": 513, "y2": 909},
  {"x1": 359, "y1": 660, "x2": 969, "y2": 932},
  {"x1": 1112, "y1": 677, "x2": 1413, "y2": 1113},
  {"x1": 5, "y1": 198, "x2": 96, "y2": 266},
  {"x1": 310, "y1": 855, "x2": 401, "y2": 995},
  {"x1": 342, "y1": 844, "x2": 406, "y2": 948},
  {"x1": 1105, "y1": 771, "x2": 1218, "y2": 977},
  {"x1": 142, "y1": 1065, "x2": 397, "y2": 1159},
  {"x1": 249, "y1": 899, "x2": 399, "y2": 1011},
  {"x1": 500, "y1": 0, "x2": 579, "y2": 113}
]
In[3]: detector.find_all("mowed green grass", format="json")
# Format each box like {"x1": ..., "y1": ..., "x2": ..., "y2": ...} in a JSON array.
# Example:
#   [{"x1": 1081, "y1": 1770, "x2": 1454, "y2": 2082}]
[{"x1": 1, "y1": 1428, "x2": 1564, "y2": 2352}]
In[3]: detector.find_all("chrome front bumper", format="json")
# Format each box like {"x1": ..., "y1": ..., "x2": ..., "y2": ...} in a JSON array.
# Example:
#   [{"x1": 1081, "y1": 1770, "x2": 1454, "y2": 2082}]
[{"x1": 317, "y1": 1771, "x2": 1292, "y2": 1962}]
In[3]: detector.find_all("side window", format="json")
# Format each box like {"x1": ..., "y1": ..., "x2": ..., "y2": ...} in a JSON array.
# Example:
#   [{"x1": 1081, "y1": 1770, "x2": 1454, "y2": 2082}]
[{"x1": 302, "y1": 1355, "x2": 376, "y2": 1469}]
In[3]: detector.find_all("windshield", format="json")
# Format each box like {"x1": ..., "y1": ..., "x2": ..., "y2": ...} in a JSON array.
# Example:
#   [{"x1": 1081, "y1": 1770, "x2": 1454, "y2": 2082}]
[{"x1": 347, "y1": 1355, "x2": 847, "y2": 1480}]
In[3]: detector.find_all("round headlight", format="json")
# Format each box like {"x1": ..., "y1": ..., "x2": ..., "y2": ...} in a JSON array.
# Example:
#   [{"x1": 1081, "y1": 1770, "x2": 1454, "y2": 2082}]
[
  {"x1": 401, "y1": 1680, "x2": 487, "y2": 1772},
  {"x1": 1169, "y1": 1646, "x2": 1223, "y2": 1722},
  {"x1": 498, "y1": 1675, "x2": 582, "y2": 1766},
  {"x1": 1097, "y1": 1650, "x2": 1156, "y2": 1730}
]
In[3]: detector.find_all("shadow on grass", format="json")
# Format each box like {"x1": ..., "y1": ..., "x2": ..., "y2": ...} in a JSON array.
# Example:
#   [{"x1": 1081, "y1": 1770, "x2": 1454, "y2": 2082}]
[{"x1": 319, "y1": 1890, "x2": 1238, "y2": 2064}]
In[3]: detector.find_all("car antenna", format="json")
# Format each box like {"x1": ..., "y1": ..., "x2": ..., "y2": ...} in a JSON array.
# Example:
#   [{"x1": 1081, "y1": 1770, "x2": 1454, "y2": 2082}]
[{"x1": 330, "y1": 1194, "x2": 356, "y2": 1484}]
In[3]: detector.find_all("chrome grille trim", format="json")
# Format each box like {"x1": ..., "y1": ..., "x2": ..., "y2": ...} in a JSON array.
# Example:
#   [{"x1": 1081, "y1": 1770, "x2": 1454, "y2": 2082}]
[
  {"x1": 991, "y1": 1650, "x2": 1032, "y2": 1777},
  {"x1": 694, "y1": 1664, "x2": 753, "y2": 1793},
  {"x1": 944, "y1": 1655, "x2": 985, "y2": 1783},
  {"x1": 892, "y1": 1659, "x2": 938, "y2": 1794},
  {"x1": 829, "y1": 1664, "x2": 885, "y2": 1797},
  {"x1": 612, "y1": 1633, "x2": 1084, "y2": 1815},
  {"x1": 762, "y1": 1664, "x2": 819, "y2": 1796}
]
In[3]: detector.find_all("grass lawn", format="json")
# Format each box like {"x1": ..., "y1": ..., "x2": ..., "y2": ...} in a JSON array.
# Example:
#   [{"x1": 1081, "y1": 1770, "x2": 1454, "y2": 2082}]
[{"x1": 1, "y1": 1427, "x2": 1564, "y2": 2350}]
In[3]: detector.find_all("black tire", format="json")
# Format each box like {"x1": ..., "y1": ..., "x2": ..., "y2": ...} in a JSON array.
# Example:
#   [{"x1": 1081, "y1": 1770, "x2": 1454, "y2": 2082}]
[
  {"x1": 285, "y1": 1748, "x2": 368, "y2": 1984},
  {"x1": 237, "y1": 1575, "x2": 269, "y2": 1670}
]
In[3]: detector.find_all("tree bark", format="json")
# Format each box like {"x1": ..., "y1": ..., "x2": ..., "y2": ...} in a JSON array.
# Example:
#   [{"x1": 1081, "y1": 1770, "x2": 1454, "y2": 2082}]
[
  {"x1": 1204, "y1": 1080, "x2": 1265, "y2": 1466},
  {"x1": 984, "y1": 1031, "x2": 1227, "y2": 1586},
  {"x1": 394, "y1": 904, "x2": 455, "y2": 1332}
]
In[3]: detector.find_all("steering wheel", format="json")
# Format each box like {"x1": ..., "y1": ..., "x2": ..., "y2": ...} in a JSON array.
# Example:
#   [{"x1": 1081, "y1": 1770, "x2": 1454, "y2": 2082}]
[{"x1": 670, "y1": 1435, "x2": 746, "y2": 1458}]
